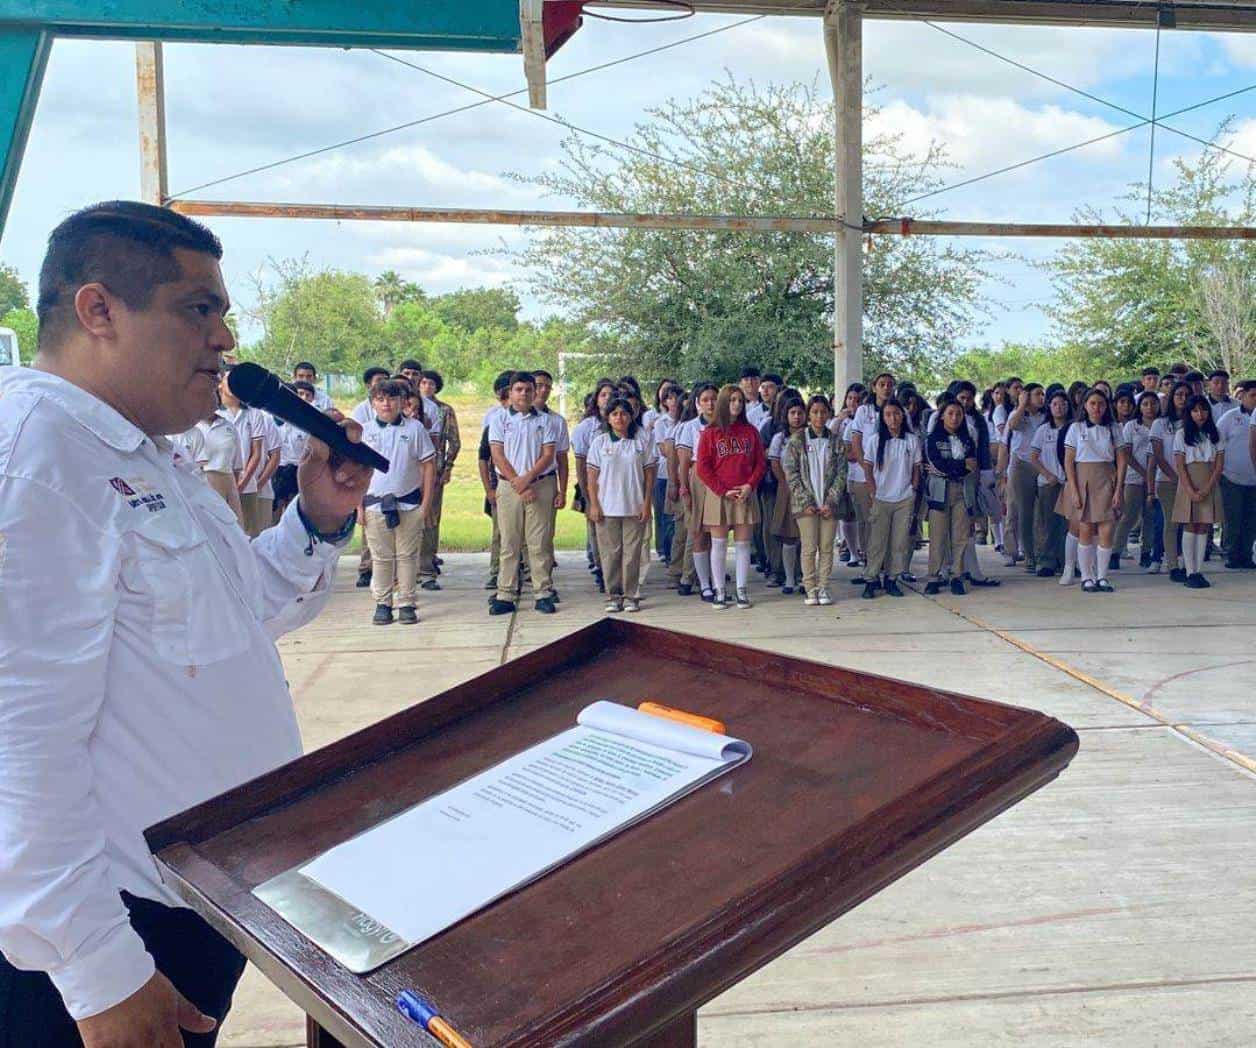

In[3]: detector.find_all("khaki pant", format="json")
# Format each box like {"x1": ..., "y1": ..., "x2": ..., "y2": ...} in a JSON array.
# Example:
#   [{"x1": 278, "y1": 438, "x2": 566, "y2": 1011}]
[
  {"x1": 636, "y1": 510, "x2": 653, "y2": 590},
  {"x1": 496, "y1": 475, "x2": 556, "y2": 602},
  {"x1": 1009, "y1": 458, "x2": 1038, "y2": 563},
  {"x1": 796, "y1": 513, "x2": 838, "y2": 593},
  {"x1": 203, "y1": 470, "x2": 245, "y2": 527},
  {"x1": 760, "y1": 488, "x2": 780, "y2": 576},
  {"x1": 253, "y1": 496, "x2": 274, "y2": 536},
  {"x1": 928, "y1": 481, "x2": 970, "y2": 578},
  {"x1": 419, "y1": 479, "x2": 446, "y2": 581},
  {"x1": 669, "y1": 496, "x2": 694, "y2": 584},
  {"x1": 1157, "y1": 479, "x2": 1180, "y2": 566},
  {"x1": 1034, "y1": 481, "x2": 1067, "y2": 572},
  {"x1": 489, "y1": 495, "x2": 501, "y2": 580},
  {"x1": 1112, "y1": 484, "x2": 1145, "y2": 553},
  {"x1": 849, "y1": 481, "x2": 874, "y2": 559},
  {"x1": 585, "y1": 515, "x2": 601, "y2": 571},
  {"x1": 358, "y1": 527, "x2": 372, "y2": 575},
  {"x1": 364, "y1": 507, "x2": 425, "y2": 608},
  {"x1": 238, "y1": 492, "x2": 260, "y2": 539},
  {"x1": 596, "y1": 515, "x2": 646, "y2": 599},
  {"x1": 866, "y1": 496, "x2": 914, "y2": 579}
]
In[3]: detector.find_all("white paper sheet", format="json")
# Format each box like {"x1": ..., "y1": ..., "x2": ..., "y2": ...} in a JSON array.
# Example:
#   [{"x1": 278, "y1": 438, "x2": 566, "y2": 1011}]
[{"x1": 297, "y1": 701, "x2": 750, "y2": 948}]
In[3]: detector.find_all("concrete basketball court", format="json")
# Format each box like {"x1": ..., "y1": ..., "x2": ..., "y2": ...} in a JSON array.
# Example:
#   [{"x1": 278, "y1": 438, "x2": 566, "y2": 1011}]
[{"x1": 220, "y1": 548, "x2": 1256, "y2": 1047}]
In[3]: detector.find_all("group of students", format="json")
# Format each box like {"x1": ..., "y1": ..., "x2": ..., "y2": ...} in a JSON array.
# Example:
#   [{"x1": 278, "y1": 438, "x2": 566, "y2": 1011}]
[{"x1": 472, "y1": 361, "x2": 1253, "y2": 613}]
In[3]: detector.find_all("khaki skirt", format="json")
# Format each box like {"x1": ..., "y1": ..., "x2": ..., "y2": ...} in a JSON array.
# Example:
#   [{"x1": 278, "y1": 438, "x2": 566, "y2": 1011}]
[
  {"x1": 1172, "y1": 461, "x2": 1223, "y2": 524},
  {"x1": 687, "y1": 473, "x2": 710, "y2": 540},
  {"x1": 702, "y1": 485, "x2": 761, "y2": 529},
  {"x1": 771, "y1": 482, "x2": 800, "y2": 541},
  {"x1": 1056, "y1": 460, "x2": 1116, "y2": 524}
]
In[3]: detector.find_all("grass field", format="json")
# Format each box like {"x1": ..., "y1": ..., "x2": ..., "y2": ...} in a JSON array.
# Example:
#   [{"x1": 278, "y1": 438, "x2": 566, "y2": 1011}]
[{"x1": 342, "y1": 392, "x2": 589, "y2": 553}]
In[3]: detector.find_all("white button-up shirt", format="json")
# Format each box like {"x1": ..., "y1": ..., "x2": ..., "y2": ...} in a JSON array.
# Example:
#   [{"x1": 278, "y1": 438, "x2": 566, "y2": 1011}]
[
  {"x1": 362, "y1": 417, "x2": 435, "y2": 505},
  {"x1": 0, "y1": 367, "x2": 344, "y2": 1021}
]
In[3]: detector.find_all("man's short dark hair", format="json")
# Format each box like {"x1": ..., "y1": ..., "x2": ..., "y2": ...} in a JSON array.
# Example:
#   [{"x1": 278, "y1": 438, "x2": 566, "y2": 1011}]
[
  {"x1": 292, "y1": 380, "x2": 316, "y2": 395},
  {"x1": 372, "y1": 379, "x2": 410, "y2": 400},
  {"x1": 36, "y1": 201, "x2": 223, "y2": 350},
  {"x1": 761, "y1": 373, "x2": 785, "y2": 386},
  {"x1": 1142, "y1": 366, "x2": 1160, "y2": 377},
  {"x1": 493, "y1": 369, "x2": 515, "y2": 395},
  {"x1": 1235, "y1": 378, "x2": 1256, "y2": 393},
  {"x1": 398, "y1": 358, "x2": 423, "y2": 372},
  {"x1": 532, "y1": 368, "x2": 554, "y2": 382},
  {"x1": 739, "y1": 366, "x2": 761, "y2": 380},
  {"x1": 1209, "y1": 368, "x2": 1230, "y2": 379},
  {"x1": 362, "y1": 366, "x2": 390, "y2": 386},
  {"x1": 293, "y1": 361, "x2": 317, "y2": 375},
  {"x1": 510, "y1": 370, "x2": 536, "y2": 388},
  {"x1": 1185, "y1": 370, "x2": 1205, "y2": 383},
  {"x1": 420, "y1": 368, "x2": 443, "y2": 393}
]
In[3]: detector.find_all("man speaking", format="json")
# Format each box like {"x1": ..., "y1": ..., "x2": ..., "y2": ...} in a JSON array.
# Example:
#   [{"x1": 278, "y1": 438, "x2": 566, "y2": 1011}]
[{"x1": 0, "y1": 202, "x2": 372, "y2": 1046}]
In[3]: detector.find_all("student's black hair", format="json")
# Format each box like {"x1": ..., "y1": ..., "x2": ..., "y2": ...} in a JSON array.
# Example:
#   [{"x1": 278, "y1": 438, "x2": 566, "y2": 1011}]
[
  {"x1": 952, "y1": 379, "x2": 977, "y2": 398},
  {"x1": 1046, "y1": 390, "x2": 1072, "y2": 468},
  {"x1": 777, "y1": 394, "x2": 807, "y2": 436},
  {"x1": 1136, "y1": 389, "x2": 1161, "y2": 417},
  {"x1": 805, "y1": 393, "x2": 833, "y2": 426},
  {"x1": 1170, "y1": 362, "x2": 1190, "y2": 375},
  {"x1": 684, "y1": 380, "x2": 719, "y2": 422},
  {"x1": 1184, "y1": 370, "x2": 1205, "y2": 384},
  {"x1": 492, "y1": 369, "x2": 515, "y2": 395},
  {"x1": 1044, "y1": 382, "x2": 1066, "y2": 400},
  {"x1": 1113, "y1": 387, "x2": 1136, "y2": 416},
  {"x1": 584, "y1": 379, "x2": 616, "y2": 419},
  {"x1": 842, "y1": 381, "x2": 866, "y2": 411},
  {"x1": 398, "y1": 358, "x2": 423, "y2": 372},
  {"x1": 1182, "y1": 394, "x2": 1221, "y2": 446},
  {"x1": 420, "y1": 369, "x2": 443, "y2": 393},
  {"x1": 363, "y1": 366, "x2": 390, "y2": 386},
  {"x1": 739, "y1": 366, "x2": 761, "y2": 380},
  {"x1": 1164, "y1": 380, "x2": 1192, "y2": 426},
  {"x1": 770, "y1": 387, "x2": 803, "y2": 434},
  {"x1": 1236, "y1": 378, "x2": 1256, "y2": 394},
  {"x1": 532, "y1": 368, "x2": 554, "y2": 381},
  {"x1": 762, "y1": 372, "x2": 785, "y2": 387},
  {"x1": 874, "y1": 398, "x2": 908, "y2": 470},
  {"x1": 293, "y1": 361, "x2": 317, "y2": 375},
  {"x1": 1006, "y1": 375, "x2": 1024, "y2": 387},
  {"x1": 373, "y1": 379, "x2": 411, "y2": 401},
  {"x1": 1079, "y1": 387, "x2": 1115, "y2": 428},
  {"x1": 36, "y1": 201, "x2": 223, "y2": 349},
  {"x1": 604, "y1": 397, "x2": 642, "y2": 437},
  {"x1": 1023, "y1": 381, "x2": 1044, "y2": 396},
  {"x1": 869, "y1": 372, "x2": 895, "y2": 398},
  {"x1": 654, "y1": 376, "x2": 680, "y2": 410},
  {"x1": 1209, "y1": 368, "x2": 1230, "y2": 380},
  {"x1": 980, "y1": 388, "x2": 996, "y2": 417},
  {"x1": 292, "y1": 380, "x2": 316, "y2": 395},
  {"x1": 617, "y1": 375, "x2": 641, "y2": 394},
  {"x1": 509, "y1": 370, "x2": 536, "y2": 388},
  {"x1": 1142, "y1": 366, "x2": 1161, "y2": 377}
]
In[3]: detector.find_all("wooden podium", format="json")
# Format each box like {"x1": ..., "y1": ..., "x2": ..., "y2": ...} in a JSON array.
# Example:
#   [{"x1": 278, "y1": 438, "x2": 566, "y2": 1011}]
[{"x1": 145, "y1": 620, "x2": 1078, "y2": 1047}]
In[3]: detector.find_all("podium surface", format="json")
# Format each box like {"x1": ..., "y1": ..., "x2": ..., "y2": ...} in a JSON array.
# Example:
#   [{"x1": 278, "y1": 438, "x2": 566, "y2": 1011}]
[{"x1": 146, "y1": 620, "x2": 1078, "y2": 1047}]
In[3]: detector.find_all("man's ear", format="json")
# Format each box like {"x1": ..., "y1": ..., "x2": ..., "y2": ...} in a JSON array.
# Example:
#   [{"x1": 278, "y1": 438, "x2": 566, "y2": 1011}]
[{"x1": 73, "y1": 283, "x2": 118, "y2": 341}]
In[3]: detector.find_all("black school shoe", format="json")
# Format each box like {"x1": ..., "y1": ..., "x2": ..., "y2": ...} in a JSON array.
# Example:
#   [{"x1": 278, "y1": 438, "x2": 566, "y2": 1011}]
[
  {"x1": 356, "y1": 571, "x2": 372, "y2": 588},
  {"x1": 372, "y1": 604, "x2": 393, "y2": 625},
  {"x1": 1170, "y1": 567, "x2": 1188, "y2": 583},
  {"x1": 924, "y1": 579, "x2": 942, "y2": 595},
  {"x1": 1185, "y1": 573, "x2": 1211, "y2": 589},
  {"x1": 1095, "y1": 579, "x2": 1114, "y2": 593},
  {"x1": 967, "y1": 574, "x2": 1002, "y2": 587},
  {"x1": 420, "y1": 579, "x2": 441, "y2": 591},
  {"x1": 677, "y1": 583, "x2": 694, "y2": 596},
  {"x1": 535, "y1": 597, "x2": 557, "y2": 614},
  {"x1": 884, "y1": 578, "x2": 904, "y2": 597},
  {"x1": 1108, "y1": 552, "x2": 1121, "y2": 571},
  {"x1": 397, "y1": 605, "x2": 418, "y2": 625},
  {"x1": 1082, "y1": 580, "x2": 1098, "y2": 593},
  {"x1": 950, "y1": 578, "x2": 966, "y2": 596},
  {"x1": 861, "y1": 582, "x2": 878, "y2": 599},
  {"x1": 488, "y1": 599, "x2": 516, "y2": 616},
  {"x1": 1036, "y1": 566, "x2": 1056, "y2": 578}
]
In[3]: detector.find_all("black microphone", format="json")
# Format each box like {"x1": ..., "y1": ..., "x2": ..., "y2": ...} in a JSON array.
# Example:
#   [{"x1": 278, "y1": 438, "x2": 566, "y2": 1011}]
[{"x1": 226, "y1": 362, "x2": 390, "y2": 473}]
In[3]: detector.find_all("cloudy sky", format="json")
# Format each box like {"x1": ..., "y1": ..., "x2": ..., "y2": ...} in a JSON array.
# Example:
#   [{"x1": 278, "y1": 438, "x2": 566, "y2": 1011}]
[{"x1": 5, "y1": 12, "x2": 1256, "y2": 349}]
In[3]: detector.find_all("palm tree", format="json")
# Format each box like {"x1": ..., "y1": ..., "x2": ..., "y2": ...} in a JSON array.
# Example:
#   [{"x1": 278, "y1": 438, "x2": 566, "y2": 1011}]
[{"x1": 374, "y1": 270, "x2": 405, "y2": 318}]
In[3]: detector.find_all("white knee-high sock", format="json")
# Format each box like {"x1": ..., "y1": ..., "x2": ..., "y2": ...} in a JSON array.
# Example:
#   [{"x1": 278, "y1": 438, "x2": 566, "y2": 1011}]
[
  {"x1": 734, "y1": 540, "x2": 752, "y2": 591},
  {"x1": 782, "y1": 543, "x2": 798, "y2": 587},
  {"x1": 1097, "y1": 546, "x2": 1113, "y2": 581},
  {"x1": 1183, "y1": 532, "x2": 1200, "y2": 575},
  {"x1": 1062, "y1": 533, "x2": 1078, "y2": 577},
  {"x1": 1079, "y1": 543, "x2": 1097, "y2": 583},
  {"x1": 994, "y1": 520, "x2": 1005, "y2": 547},
  {"x1": 694, "y1": 548, "x2": 712, "y2": 591},
  {"x1": 841, "y1": 520, "x2": 860, "y2": 560},
  {"x1": 710, "y1": 537, "x2": 728, "y2": 595}
]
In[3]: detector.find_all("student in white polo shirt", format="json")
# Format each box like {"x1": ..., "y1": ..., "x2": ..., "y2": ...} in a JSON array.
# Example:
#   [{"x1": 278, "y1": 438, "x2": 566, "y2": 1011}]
[
  {"x1": 533, "y1": 369, "x2": 570, "y2": 600},
  {"x1": 217, "y1": 366, "x2": 264, "y2": 535},
  {"x1": 194, "y1": 397, "x2": 246, "y2": 525},
  {"x1": 488, "y1": 372, "x2": 558, "y2": 615},
  {"x1": 272, "y1": 382, "x2": 315, "y2": 519},
  {"x1": 1217, "y1": 379, "x2": 1256, "y2": 569},
  {"x1": 360, "y1": 380, "x2": 436, "y2": 625},
  {"x1": 999, "y1": 382, "x2": 1047, "y2": 570},
  {"x1": 586, "y1": 397, "x2": 656, "y2": 613},
  {"x1": 351, "y1": 367, "x2": 393, "y2": 587},
  {"x1": 252, "y1": 410, "x2": 282, "y2": 534},
  {"x1": 292, "y1": 361, "x2": 334, "y2": 411},
  {"x1": 860, "y1": 398, "x2": 921, "y2": 599}
]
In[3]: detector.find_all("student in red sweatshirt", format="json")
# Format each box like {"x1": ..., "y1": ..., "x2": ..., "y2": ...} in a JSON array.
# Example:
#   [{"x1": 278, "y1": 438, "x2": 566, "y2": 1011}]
[{"x1": 696, "y1": 384, "x2": 768, "y2": 609}]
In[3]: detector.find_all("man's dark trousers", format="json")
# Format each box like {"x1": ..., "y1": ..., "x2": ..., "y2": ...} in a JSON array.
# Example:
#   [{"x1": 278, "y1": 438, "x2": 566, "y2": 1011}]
[{"x1": 0, "y1": 892, "x2": 246, "y2": 1047}]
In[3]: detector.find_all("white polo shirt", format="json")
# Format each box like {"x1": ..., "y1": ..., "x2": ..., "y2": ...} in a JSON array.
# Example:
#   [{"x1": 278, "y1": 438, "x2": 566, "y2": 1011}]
[
  {"x1": 537, "y1": 407, "x2": 570, "y2": 478},
  {"x1": 0, "y1": 367, "x2": 343, "y2": 1021},
  {"x1": 196, "y1": 415, "x2": 243, "y2": 474},
  {"x1": 1210, "y1": 397, "x2": 1235, "y2": 424},
  {"x1": 169, "y1": 426, "x2": 205, "y2": 471},
  {"x1": 482, "y1": 403, "x2": 508, "y2": 433},
  {"x1": 1217, "y1": 408, "x2": 1256, "y2": 485},
  {"x1": 351, "y1": 398, "x2": 373, "y2": 426},
  {"x1": 803, "y1": 430, "x2": 830, "y2": 504},
  {"x1": 254, "y1": 413, "x2": 282, "y2": 501},
  {"x1": 1007, "y1": 410, "x2": 1045, "y2": 462},
  {"x1": 219, "y1": 405, "x2": 264, "y2": 494},
  {"x1": 487, "y1": 407, "x2": 555, "y2": 475},
  {"x1": 767, "y1": 431, "x2": 787, "y2": 462},
  {"x1": 745, "y1": 400, "x2": 768, "y2": 429},
  {"x1": 1065, "y1": 421, "x2": 1124, "y2": 463},
  {"x1": 277, "y1": 420, "x2": 309, "y2": 467},
  {"x1": 571, "y1": 415, "x2": 600, "y2": 458},
  {"x1": 653, "y1": 415, "x2": 679, "y2": 482},
  {"x1": 864, "y1": 432, "x2": 921, "y2": 502},
  {"x1": 674, "y1": 416, "x2": 708, "y2": 455},
  {"x1": 1122, "y1": 420, "x2": 1154, "y2": 486},
  {"x1": 363, "y1": 417, "x2": 436, "y2": 506},
  {"x1": 586, "y1": 430, "x2": 654, "y2": 516},
  {"x1": 840, "y1": 416, "x2": 865, "y2": 484},
  {"x1": 311, "y1": 388, "x2": 334, "y2": 412},
  {"x1": 1030, "y1": 422, "x2": 1066, "y2": 486},
  {"x1": 1173, "y1": 429, "x2": 1220, "y2": 466}
]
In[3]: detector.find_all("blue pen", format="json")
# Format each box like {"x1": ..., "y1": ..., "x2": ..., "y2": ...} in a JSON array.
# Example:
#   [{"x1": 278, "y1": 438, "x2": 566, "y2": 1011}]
[{"x1": 397, "y1": 990, "x2": 473, "y2": 1048}]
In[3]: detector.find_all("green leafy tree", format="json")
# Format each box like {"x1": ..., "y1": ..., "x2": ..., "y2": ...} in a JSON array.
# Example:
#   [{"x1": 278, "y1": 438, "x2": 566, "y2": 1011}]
[
  {"x1": 1045, "y1": 129, "x2": 1256, "y2": 377},
  {"x1": 0, "y1": 307, "x2": 38, "y2": 358},
  {"x1": 509, "y1": 75, "x2": 989, "y2": 389},
  {"x1": 0, "y1": 263, "x2": 29, "y2": 316},
  {"x1": 374, "y1": 270, "x2": 425, "y2": 318},
  {"x1": 431, "y1": 287, "x2": 521, "y2": 334}
]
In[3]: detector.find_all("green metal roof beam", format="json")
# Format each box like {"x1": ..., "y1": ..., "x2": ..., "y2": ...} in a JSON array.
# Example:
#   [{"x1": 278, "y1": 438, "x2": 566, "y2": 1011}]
[{"x1": 0, "y1": 1, "x2": 524, "y2": 239}]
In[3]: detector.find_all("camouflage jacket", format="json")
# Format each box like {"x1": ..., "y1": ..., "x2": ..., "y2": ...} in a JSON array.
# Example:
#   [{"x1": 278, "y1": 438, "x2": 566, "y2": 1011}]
[{"x1": 783, "y1": 428, "x2": 849, "y2": 515}]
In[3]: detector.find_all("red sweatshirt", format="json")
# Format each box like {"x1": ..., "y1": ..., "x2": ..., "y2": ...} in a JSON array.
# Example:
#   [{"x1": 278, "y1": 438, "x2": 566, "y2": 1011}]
[{"x1": 695, "y1": 419, "x2": 767, "y2": 496}]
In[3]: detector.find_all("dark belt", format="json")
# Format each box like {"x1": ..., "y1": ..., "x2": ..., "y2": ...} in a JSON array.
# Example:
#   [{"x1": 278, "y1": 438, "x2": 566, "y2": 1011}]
[{"x1": 363, "y1": 487, "x2": 422, "y2": 529}]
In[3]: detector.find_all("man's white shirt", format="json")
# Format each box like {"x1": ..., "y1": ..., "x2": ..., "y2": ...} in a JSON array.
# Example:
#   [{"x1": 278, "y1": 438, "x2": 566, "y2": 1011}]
[{"x1": 0, "y1": 367, "x2": 344, "y2": 1021}]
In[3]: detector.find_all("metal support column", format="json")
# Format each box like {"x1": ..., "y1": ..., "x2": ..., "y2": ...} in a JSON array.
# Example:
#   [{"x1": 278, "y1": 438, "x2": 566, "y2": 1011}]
[
  {"x1": 135, "y1": 41, "x2": 168, "y2": 205},
  {"x1": 824, "y1": 2, "x2": 863, "y2": 395},
  {"x1": 0, "y1": 28, "x2": 52, "y2": 240}
]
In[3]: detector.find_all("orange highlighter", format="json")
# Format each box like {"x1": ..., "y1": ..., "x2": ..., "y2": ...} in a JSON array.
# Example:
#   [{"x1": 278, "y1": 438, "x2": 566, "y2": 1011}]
[{"x1": 638, "y1": 702, "x2": 725, "y2": 736}]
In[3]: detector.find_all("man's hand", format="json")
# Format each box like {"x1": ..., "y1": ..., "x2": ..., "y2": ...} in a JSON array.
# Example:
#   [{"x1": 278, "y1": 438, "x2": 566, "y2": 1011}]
[
  {"x1": 78, "y1": 972, "x2": 215, "y2": 1048},
  {"x1": 441, "y1": 466, "x2": 453, "y2": 485},
  {"x1": 511, "y1": 475, "x2": 531, "y2": 495},
  {"x1": 297, "y1": 416, "x2": 372, "y2": 533},
  {"x1": 587, "y1": 505, "x2": 603, "y2": 524},
  {"x1": 638, "y1": 504, "x2": 651, "y2": 524},
  {"x1": 486, "y1": 489, "x2": 498, "y2": 505},
  {"x1": 819, "y1": 505, "x2": 833, "y2": 519},
  {"x1": 555, "y1": 490, "x2": 567, "y2": 510},
  {"x1": 521, "y1": 488, "x2": 537, "y2": 504}
]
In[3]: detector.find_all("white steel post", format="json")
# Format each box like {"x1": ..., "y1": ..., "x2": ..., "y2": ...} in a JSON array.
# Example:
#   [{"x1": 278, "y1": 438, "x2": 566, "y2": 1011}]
[
  {"x1": 135, "y1": 42, "x2": 168, "y2": 205},
  {"x1": 824, "y1": 3, "x2": 863, "y2": 396}
]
